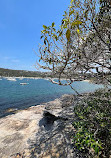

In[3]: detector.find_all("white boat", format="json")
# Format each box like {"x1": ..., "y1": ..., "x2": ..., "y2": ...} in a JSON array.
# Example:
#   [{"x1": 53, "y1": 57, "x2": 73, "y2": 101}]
[
  {"x1": 44, "y1": 78, "x2": 49, "y2": 80},
  {"x1": 7, "y1": 77, "x2": 16, "y2": 81},
  {"x1": 0, "y1": 78, "x2": 2, "y2": 80},
  {"x1": 20, "y1": 83, "x2": 29, "y2": 85},
  {"x1": 19, "y1": 77, "x2": 24, "y2": 80}
]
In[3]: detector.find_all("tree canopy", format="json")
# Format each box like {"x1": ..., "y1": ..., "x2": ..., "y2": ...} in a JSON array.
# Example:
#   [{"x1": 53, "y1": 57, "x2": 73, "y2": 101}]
[{"x1": 38, "y1": 0, "x2": 111, "y2": 87}]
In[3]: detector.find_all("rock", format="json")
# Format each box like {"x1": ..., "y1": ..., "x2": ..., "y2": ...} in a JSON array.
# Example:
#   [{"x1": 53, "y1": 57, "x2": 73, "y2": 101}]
[
  {"x1": 0, "y1": 105, "x2": 45, "y2": 158},
  {"x1": 39, "y1": 111, "x2": 68, "y2": 131},
  {"x1": 10, "y1": 152, "x2": 24, "y2": 158},
  {"x1": 43, "y1": 111, "x2": 59, "y2": 121},
  {"x1": 0, "y1": 94, "x2": 84, "y2": 158},
  {"x1": 43, "y1": 111, "x2": 68, "y2": 122}
]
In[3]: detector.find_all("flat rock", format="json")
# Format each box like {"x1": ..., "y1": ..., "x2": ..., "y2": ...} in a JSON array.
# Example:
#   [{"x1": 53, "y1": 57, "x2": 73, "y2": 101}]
[
  {"x1": 0, "y1": 105, "x2": 45, "y2": 158},
  {"x1": 0, "y1": 94, "x2": 84, "y2": 158}
]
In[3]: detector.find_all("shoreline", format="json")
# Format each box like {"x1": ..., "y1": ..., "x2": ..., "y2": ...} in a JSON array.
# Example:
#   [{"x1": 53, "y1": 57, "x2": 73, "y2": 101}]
[
  {"x1": 0, "y1": 79, "x2": 94, "y2": 119},
  {"x1": 2, "y1": 76, "x2": 91, "y2": 82},
  {"x1": 0, "y1": 93, "x2": 78, "y2": 158},
  {"x1": 0, "y1": 88, "x2": 108, "y2": 158}
]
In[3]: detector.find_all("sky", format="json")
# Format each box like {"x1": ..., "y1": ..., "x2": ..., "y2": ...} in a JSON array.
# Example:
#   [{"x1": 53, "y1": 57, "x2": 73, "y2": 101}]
[{"x1": 0, "y1": 0, "x2": 70, "y2": 71}]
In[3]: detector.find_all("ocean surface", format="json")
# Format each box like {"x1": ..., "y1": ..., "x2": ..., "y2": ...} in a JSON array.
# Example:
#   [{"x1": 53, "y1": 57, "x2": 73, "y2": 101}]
[{"x1": 0, "y1": 78, "x2": 104, "y2": 118}]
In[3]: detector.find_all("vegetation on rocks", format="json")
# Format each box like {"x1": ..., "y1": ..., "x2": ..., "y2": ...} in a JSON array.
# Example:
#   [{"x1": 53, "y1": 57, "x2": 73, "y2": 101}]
[{"x1": 73, "y1": 89, "x2": 111, "y2": 158}]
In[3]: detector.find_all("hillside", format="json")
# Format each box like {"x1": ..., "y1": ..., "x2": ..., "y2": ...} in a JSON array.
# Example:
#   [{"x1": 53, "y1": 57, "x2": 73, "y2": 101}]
[
  {"x1": 0, "y1": 68, "x2": 51, "y2": 78},
  {"x1": 0, "y1": 68, "x2": 96, "y2": 80}
]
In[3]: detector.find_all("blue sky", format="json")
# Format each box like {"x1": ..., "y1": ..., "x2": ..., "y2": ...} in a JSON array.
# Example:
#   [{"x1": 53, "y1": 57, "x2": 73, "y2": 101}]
[{"x1": 0, "y1": 0, "x2": 70, "y2": 71}]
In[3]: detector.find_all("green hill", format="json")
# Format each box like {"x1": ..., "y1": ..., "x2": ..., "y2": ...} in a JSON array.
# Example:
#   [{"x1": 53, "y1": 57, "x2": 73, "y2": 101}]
[{"x1": 0, "y1": 68, "x2": 51, "y2": 78}]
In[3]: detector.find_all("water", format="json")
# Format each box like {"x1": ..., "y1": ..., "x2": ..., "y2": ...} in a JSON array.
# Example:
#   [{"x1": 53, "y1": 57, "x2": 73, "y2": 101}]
[{"x1": 0, "y1": 78, "x2": 104, "y2": 117}]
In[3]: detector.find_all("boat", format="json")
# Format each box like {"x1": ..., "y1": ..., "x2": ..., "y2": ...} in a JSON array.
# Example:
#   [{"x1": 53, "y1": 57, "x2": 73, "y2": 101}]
[
  {"x1": 7, "y1": 77, "x2": 16, "y2": 81},
  {"x1": 20, "y1": 83, "x2": 29, "y2": 85},
  {"x1": 44, "y1": 78, "x2": 49, "y2": 80},
  {"x1": 19, "y1": 76, "x2": 24, "y2": 80}
]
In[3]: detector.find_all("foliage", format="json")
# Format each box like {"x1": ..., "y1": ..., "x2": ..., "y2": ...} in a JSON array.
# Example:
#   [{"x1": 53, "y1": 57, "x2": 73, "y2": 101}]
[
  {"x1": 38, "y1": 0, "x2": 111, "y2": 86},
  {"x1": 0, "y1": 68, "x2": 52, "y2": 78},
  {"x1": 37, "y1": 1, "x2": 111, "y2": 157},
  {"x1": 73, "y1": 89, "x2": 111, "y2": 157}
]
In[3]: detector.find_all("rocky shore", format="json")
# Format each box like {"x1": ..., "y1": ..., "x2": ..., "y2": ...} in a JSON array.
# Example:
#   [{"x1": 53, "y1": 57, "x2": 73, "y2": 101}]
[{"x1": 0, "y1": 94, "x2": 85, "y2": 158}]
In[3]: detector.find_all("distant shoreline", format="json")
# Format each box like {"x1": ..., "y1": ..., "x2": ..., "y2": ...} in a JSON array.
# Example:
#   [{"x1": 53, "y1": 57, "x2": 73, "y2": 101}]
[{"x1": 2, "y1": 76, "x2": 90, "y2": 82}]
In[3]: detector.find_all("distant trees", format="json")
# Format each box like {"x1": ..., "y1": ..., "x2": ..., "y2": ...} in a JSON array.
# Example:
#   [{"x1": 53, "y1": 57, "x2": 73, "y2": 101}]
[
  {"x1": 0, "y1": 68, "x2": 51, "y2": 78},
  {"x1": 38, "y1": 0, "x2": 111, "y2": 86}
]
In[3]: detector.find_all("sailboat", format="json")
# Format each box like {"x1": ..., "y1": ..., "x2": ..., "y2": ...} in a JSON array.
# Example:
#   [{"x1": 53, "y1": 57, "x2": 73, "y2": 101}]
[{"x1": 7, "y1": 77, "x2": 16, "y2": 81}]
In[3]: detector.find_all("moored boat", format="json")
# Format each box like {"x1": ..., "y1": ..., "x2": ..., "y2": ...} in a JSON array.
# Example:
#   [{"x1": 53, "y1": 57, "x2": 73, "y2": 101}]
[
  {"x1": 19, "y1": 76, "x2": 24, "y2": 80},
  {"x1": 7, "y1": 77, "x2": 16, "y2": 81},
  {"x1": 20, "y1": 83, "x2": 29, "y2": 85}
]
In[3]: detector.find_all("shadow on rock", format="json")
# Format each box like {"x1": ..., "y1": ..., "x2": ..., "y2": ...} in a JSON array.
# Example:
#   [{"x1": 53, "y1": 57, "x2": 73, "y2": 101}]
[
  {"x1": 39, "y1": 111, "x2": 68, "y2": 131},
  {"x1": 27, "y1": 95, "x2": 85, "y2": 158},
  {"x1": 27, "y1": 111, "x2": 77, "y2": 158}
]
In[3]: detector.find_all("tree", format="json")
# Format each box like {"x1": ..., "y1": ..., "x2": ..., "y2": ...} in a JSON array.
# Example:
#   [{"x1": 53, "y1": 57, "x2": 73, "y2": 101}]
[
  {"x1": 37, "y1": 1, "x2": 111, "y2": 157},
  {"x1": 37, "y1": 0, "x2": 111, "y2": 88}
]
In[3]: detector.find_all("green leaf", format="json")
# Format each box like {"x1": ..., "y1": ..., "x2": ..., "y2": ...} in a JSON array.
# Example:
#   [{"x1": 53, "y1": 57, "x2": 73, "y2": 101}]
[
  {"x1": 40, "y1": 35, "x2": 43, "y2": 39},
  {"x1": 72, "y1": 20, "x2": 82, "y2": 26},
  {"x1": 52, "y1": 22, "x2": 55, "y2": 27},
  {"x1": 107, "y1": 40, "x2": 110, "y2": 43},
  {"x1": 43, "y1": 25, "x2": 47, "y2": 29},
  {"x1": 54, "y1": 35, "x2": 58, "y2": 41},
  {"x1": 66, "y1": 29, "x2": 71, "y2": 41},
  {"x1": 59, "y1": 31, "x2": 62, "y2": 37},
  {"x1": 63, "y1": 19, "x2": 68, "y2": 22},
  {"x1": 76, "y1": 13, "x2": 79, "y2": 20},
  {"x1": 81, "y1": 37, "x2": 85, "y2": 41},
  {"x1": 95, "y1": 146, "x2": 99, "y2": 154},
  {"x1": 41, "y1": 30, "x2": 45, "y2": 33},
  {"x1": 53, "y1": 28, "x2": 56, "y2": 31},
  {"x1": 71, "y1": 0, "x2": 74, "y2": 4},
  {"x1": 69, "y1": 10, "x2": 74, "y2": 16},
  {"x1": 53, "y1": 34, "x2": 58, "y2": 41},
  {"x1": 44, "y1": 39, "x2": 46, "y2": 45},
  {"x1": 77, "y1": 29, "x2": 80, "y2": 34},
  {"x1": 64, "y1": 11, "x2": 67, "y2": 15}
]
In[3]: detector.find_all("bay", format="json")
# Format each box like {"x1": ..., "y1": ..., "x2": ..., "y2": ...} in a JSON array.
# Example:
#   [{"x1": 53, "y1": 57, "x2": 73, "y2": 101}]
[{"x1": 0, "y1": 78, "x2": 103, "y2": 117}]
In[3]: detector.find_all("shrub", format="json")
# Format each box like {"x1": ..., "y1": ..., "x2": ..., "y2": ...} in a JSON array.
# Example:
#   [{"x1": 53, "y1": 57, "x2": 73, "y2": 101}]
[{"x1": 73, "y1": 89, "x2": 111, "y2": 158}]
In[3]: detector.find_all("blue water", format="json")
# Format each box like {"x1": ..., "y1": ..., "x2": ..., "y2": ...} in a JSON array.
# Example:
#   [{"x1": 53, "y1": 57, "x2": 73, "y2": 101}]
[{"x1": 0, "y1": 78, "x2": 104, "y2": 117}]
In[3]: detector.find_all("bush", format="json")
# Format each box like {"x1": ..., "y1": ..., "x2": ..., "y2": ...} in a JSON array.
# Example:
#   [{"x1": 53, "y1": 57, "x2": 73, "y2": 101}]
[{"x1": 73, "y1": 89, "x2": 111, "y2": 158}]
